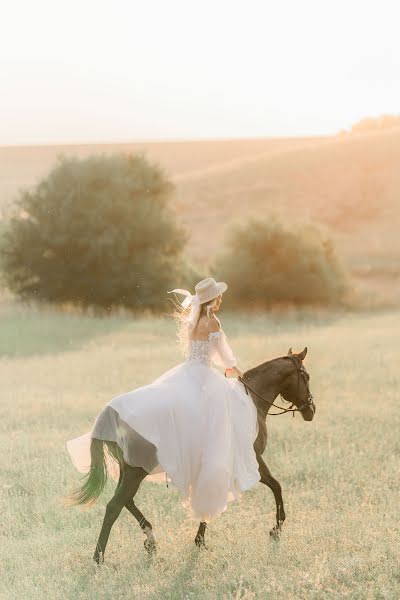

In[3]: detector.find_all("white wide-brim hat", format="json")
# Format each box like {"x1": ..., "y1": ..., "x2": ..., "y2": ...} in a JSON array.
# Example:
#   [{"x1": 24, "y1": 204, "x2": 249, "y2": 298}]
[
  {"x1": 168, "y1": 277, "x2": 227, "y2": 309},
  {"x1": 194, "y1": 277, "x2": 227, "y2": 303}
]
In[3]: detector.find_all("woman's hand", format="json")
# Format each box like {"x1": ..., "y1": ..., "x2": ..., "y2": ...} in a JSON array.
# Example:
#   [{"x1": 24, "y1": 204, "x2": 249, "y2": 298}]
[{"x1": 225, "y1": 366, "x2": 243, "y2": 378}]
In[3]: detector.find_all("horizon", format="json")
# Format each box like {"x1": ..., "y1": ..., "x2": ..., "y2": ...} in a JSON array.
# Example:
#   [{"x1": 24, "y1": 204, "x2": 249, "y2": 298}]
[{"x1": 0, "y1": 132, "x2": 333, "y2": 149}]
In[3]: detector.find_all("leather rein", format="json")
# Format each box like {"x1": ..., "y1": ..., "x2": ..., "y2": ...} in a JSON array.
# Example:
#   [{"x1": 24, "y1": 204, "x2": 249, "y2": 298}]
[{"x1": 238, "y1": 355, "x2": 314, "y2": 417}]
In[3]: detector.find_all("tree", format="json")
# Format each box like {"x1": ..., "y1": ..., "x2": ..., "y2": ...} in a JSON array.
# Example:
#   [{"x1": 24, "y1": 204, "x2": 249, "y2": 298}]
[
  {"x1": 0, "y1": 153, "x2": 191, "y2": 310},
  {"x1": 212, "y1": 216, "x2": 349, "y2": 308}
]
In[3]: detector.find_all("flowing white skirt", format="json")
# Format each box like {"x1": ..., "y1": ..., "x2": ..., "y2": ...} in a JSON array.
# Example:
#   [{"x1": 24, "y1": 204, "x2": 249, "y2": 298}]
[{"x1": 67, "y1": 360, "x2": 261, "y2": 522}]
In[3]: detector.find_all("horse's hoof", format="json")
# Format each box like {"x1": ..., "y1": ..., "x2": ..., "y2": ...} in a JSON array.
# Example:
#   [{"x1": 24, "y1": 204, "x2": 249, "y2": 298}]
[
  {"x1": 269, "y1": 526, "x2": 281, "y2": 541},
  {"x1": 93, "y1": 551, "x2": 104, "y2": 564},
  {"x1": 194, "y1": 534, "x2": 204, "y2": 546},
  {"x1": 194, "y1": 535, "x2": 208, "y2": 549},
  {"x1": 144, "y1": 537, "x2": 157, "y2": 554}
]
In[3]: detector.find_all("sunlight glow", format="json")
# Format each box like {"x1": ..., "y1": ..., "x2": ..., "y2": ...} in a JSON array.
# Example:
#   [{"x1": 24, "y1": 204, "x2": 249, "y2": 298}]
[{"x1": 1, "y1": 0, "x2": 399, "y2": 144}]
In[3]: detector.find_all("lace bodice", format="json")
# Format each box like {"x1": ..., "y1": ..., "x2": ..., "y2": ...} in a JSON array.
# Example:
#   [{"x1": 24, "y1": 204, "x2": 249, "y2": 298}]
[{"x1": 185, "y1": 330, "x2": 237, "y2": 368}]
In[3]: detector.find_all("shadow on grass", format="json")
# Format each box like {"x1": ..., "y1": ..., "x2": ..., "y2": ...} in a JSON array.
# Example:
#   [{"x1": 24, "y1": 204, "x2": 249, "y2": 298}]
[
  {"x1": 0, "y1": 301, "x2": 132, "y2": 358},
  {"x1": 1, "y1": 296, "x2": 355, "y2": 360}
]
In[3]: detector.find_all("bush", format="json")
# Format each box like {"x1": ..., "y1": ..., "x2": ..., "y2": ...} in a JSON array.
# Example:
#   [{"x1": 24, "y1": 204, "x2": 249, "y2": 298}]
[
  {"x1": 351, "y1": 114, "x2": 400, "y2": 133},
  {"x1": 212, "y1": 216, "x2": 350, "y2": 308},
  {"x1": 0, "y1": 153, "x2": 191, "y2": 310}
]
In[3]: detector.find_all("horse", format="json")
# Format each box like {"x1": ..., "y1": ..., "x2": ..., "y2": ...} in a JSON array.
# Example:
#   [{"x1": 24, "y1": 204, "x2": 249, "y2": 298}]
[{"x1": 67, "y1": 346, "x2": 315, "y2": 562}]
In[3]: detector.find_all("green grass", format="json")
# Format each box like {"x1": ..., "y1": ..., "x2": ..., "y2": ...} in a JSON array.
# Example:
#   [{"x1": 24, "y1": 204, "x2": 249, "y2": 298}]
[{"x1": 1, "y1": 301, "x2": 399, "y2": 599}]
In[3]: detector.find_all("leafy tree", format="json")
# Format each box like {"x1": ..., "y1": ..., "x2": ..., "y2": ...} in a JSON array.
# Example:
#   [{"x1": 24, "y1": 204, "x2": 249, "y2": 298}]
[
  {"x1": 212, "y1": 216, "x2": 349, "y2": 308},
  {"x1": 0, "y1": 153, "x2": 191, "y2": 310}
]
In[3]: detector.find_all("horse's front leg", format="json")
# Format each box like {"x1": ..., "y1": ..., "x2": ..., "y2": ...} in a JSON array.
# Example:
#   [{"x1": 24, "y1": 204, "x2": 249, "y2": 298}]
[
  {"x1": 194, "y1": 521, "x2": 207, "y2": 548},
  {"x1": 256, "y1": 454, "x2": 285, "y2": 539}
]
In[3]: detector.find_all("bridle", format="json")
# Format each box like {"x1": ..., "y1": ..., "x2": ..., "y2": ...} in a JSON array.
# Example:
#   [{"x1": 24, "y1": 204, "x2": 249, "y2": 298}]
[
  {"x1": 239, "y1": 355, "x2": 314, "y2": 416},
  {"x1": 238, "y1": 355, "x2": 315, "y2": 417}
]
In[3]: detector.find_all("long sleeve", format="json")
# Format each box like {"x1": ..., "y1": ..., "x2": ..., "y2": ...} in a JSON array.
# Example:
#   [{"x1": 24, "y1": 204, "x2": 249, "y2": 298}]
[{"x1": 209, "y1": 330, "x2": 237, "y2": 369}]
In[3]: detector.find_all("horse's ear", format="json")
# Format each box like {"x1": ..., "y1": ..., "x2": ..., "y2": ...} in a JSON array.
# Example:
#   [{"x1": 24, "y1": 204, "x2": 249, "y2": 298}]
[
  {"x1": 298, "y1": 347, "x2": 308, "y2": 361},
  {"x1": 287, "y1": 347, "x2": 293, "y2": 355}
]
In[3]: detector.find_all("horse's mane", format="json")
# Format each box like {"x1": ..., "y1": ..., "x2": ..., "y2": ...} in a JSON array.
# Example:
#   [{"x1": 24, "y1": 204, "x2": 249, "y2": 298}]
[
  {"x1": 244, "y1": 355, "x2": 286, "y2": 379},
  {"x1": 244, "y1": 354, "x2": 300, "y2": 380}
]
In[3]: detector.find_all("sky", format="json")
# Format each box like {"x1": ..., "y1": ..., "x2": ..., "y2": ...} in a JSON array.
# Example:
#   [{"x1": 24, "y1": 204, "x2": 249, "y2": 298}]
[{"x1": 1, "y1": 0, "x2": 399, "y2": 145}]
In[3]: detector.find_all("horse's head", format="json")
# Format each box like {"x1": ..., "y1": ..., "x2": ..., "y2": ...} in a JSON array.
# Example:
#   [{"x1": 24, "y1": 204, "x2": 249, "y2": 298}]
[
  {"x1": 279, "y1": 347, "x2": 316, "y2": 421},
  {"x1": 242, "y1": 347, "x2": 316, "y2": 421}
]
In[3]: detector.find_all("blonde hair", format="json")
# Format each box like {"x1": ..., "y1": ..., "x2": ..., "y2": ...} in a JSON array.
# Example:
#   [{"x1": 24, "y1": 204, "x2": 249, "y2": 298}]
[{"x1": 171, "y1": 297, "x2": 217, "y2": 354}]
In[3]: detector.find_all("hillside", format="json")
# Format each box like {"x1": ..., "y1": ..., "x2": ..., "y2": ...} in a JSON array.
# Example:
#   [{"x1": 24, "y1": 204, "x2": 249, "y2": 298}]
[
  {"x1": 1, "y1": 131, "x2": 399, "y2": 304},
  {"x1": 0, "y1": 136, "x2": 324, "y2": 211},
  {"x1": 174, "y1": 130, "x2": 400, "y2": 263}
]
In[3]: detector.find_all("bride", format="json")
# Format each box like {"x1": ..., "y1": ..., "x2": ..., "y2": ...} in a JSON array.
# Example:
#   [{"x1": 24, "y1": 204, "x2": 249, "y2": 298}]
[{"x1": 67, "y1": 277, "x2": 260, "y2": 557}]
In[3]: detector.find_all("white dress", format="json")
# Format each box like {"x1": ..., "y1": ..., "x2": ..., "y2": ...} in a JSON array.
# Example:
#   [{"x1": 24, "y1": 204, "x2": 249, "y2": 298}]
[{"x1": 67, "y1": 330, "x2": 260, "y2": 522}]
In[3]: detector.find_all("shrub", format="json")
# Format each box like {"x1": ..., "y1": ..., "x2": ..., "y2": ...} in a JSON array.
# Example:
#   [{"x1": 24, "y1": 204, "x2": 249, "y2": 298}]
[
  {"x1": 0, "y1": 153, "x2": 191, "y2": 310},
  {"x1": 351, "y1": 114, "x2": 400, "y2": 133},
  {"x1": 212, "y1": 216, "x2": 350, "y2": 308}
]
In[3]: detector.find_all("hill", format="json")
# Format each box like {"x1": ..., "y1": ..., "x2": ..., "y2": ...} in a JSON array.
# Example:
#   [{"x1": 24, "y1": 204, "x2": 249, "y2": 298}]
[
  {"x1": 0, "y1": 136, "x2": 323, "y2": 212},
  {"x1": 171, "y1": 130, "x2": 400, "y2": 305},
  {"x1": 1, "y1": 131, "x2": 399, "y2": 304}
]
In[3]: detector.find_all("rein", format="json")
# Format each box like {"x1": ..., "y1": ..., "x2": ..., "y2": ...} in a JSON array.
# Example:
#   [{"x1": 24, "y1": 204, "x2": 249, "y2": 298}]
[
  {"x1": 238, "y1": 355, "x2": 314, "y2": 417},
  {"x1": 239, "y1": 376, "x2": 297, "y2": 416}
]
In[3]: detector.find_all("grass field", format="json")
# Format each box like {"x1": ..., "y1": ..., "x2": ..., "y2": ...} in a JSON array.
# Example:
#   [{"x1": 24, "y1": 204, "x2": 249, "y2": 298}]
[{"x1": 1, "y1": 296, "x2": 399, "y2": 599}]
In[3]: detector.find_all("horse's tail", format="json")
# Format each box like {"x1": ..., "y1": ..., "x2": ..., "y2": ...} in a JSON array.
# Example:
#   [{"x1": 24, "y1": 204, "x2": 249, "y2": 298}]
[{"x1": 67, "y1": 439, "x2": 110, "y2": 506}]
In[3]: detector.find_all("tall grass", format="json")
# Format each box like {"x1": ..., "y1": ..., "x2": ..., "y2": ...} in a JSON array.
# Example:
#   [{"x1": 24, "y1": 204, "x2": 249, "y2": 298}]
[{"x1": 1, "y1": 301, "x2": 399, "y2": 599}]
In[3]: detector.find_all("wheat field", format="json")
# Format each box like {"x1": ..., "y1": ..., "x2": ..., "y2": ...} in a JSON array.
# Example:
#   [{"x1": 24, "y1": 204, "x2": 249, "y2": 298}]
[{"x1": 1, "y1": 293, "x2": 399, "y2": 599}]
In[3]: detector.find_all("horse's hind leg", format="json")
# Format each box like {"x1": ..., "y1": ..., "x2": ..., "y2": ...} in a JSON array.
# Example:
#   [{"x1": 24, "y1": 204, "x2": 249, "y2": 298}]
[
  {"x1": 93, "y1": 464, "x2": 147, "y2": 564},
  {"x1": 113, "y1": 448, "x2": 156, "y2": 553},
  {"x1": 125, "y1": 499, "x2": 152, "y2": 530},
  {"x1": 125, "y1": 499, "x2": 157, "y2": 554},
  {"x1": 256, "y1": 454, "x2": 285, "y2": 539}
]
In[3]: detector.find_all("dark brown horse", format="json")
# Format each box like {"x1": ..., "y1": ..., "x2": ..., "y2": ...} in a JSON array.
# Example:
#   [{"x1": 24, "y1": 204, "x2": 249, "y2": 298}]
[{"x1": 68, "y1": 347, "x2": 315, "y2": 562}]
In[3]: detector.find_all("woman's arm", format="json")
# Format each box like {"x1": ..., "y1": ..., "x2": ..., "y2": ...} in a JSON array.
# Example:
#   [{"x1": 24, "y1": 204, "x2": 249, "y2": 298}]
[{"x1": 209, "y1": 325, "x2": 243, "y2": 377}]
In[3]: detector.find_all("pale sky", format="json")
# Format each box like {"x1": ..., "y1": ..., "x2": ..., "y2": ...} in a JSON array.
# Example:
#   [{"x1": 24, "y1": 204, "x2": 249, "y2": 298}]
[{"x1": 1, "y1": 0, "x2": 399, "y2": 145}]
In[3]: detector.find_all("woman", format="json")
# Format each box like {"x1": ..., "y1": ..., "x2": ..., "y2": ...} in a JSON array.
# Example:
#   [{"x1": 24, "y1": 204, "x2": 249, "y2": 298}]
[{"x1": 67, "y1": 277, "x2": 260, "y2": 523}]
